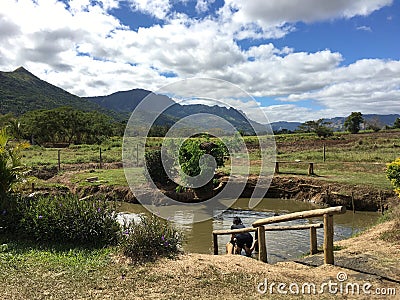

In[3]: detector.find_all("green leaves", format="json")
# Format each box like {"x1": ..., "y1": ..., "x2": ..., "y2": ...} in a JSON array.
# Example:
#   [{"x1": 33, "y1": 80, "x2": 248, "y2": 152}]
[{"x1": 0, "y1": 127, "x2": 29, "y2": 195}]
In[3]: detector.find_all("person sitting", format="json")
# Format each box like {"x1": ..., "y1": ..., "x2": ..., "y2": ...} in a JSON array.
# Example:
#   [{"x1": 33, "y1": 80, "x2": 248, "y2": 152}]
[{"x1": 226, "y1": 216, "x2": 257, "y2": 257}]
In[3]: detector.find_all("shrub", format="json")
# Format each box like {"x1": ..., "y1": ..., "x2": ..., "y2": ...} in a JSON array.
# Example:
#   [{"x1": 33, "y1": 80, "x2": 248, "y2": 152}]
[
  {"x1": 120, "y1": 214, "x2": 184, "y2": 263},
  {"x1": 0, "y1": 127, "x2": 29, "y2": 196},
  {"x1": 144, "y1": 149, "x2": 175, "y2": 184},
  {"x1": 1, "y1": 194, "x2": 121, "y2": 246},
  {"x1": 386, "y1": 158, "x2": 400, "y2": 197}
]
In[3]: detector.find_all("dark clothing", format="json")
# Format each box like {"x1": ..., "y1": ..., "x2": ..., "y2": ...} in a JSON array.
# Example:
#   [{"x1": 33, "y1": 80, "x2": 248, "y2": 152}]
[{"x1": 231, "y1": 224, "x2": 253, "y2": 249}]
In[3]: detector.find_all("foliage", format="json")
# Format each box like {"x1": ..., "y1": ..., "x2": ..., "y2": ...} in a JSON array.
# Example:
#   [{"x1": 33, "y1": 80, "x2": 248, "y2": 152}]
[
  {"x1": 120, "y1": 214, "x2": 184, "y2": 263},
  {"x1": 144, "y1": 149, "x2": 175, "y2": 184},
  {"x1": 0, "y1": 127, "x2": 29, "y2": 195},
  {"x1": 344, "y1": 112, "x2": 364, "y2": 134},
  {"x1": 297, "y1": 119, "x2": 333, "y2": 138},
  {"x1": 393, "y1": 118, "x2": 400, "y2": 129},
  {"x1": 177, "y1": 138, "x2": 227, "y2": 185},
  {"x1": 0, "y1": 194, "x2": 121, "y2": 246},
  {"x1": 386, "y1": 158, "x2": 400, "y2": 197},
  {"x1": 21, "y1": 107, "x2": 117, "y2": 145},
  {"x1": 365, "y1": 117, "x2": 383, "y2": 132}
]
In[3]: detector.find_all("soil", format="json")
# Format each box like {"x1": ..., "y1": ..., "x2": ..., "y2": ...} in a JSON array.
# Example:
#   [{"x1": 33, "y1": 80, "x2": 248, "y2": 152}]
[{"x1": 105, "y1": 221, "x2": 399, "y2": 299}]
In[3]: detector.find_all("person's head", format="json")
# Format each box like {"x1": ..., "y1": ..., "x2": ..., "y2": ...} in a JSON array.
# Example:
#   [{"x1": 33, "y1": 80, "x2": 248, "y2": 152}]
[{"x1": 233, "y1": 216, "x2": 242, "y2": 225}]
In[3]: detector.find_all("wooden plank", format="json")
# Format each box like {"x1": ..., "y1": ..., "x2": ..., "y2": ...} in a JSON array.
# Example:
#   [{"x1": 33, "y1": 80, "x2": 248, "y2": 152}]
[
  {"x1": 310, "y1": 227, "x2": 317, "y2": 255},
  {"x1": 258, "y1": 226, "x2": 267, "y2": 263},
  {"x1": 213, "y1": 233, "x2": 218, "y2": 255},
  {"x1": 265, "y1": 223, "x2": 322, "y2": 231},
  {"x1": 213, "y1": 227, "x2": 257, "y2": 235},
  {"x1": 212, "y1": 223, "x2": 323, "y2": 236},
  {"x1": 324, "y1": 214, "x2": 334, "y2": 264},
  {"x1": 252, "y1": 206, "x2": 346, "y2": 227}
]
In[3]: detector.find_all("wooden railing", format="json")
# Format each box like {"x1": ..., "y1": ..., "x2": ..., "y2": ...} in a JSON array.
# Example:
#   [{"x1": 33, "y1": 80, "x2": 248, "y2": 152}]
[{"x1": 212, "y1": 206, "x2": 346, "y2": 265}]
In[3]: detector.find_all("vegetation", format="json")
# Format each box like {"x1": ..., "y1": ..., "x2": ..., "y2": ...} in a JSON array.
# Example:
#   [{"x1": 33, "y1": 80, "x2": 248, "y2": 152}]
[
  {"x1": 0, "y1": 194, "x2": 120, "y2": 246},
  {"x1": 20, "y1": 107, "x2": 123, "y2": 145},
  {"x1": 120, "y1": 214, "x2": 184, "y2": 263},
  {"x1": 0, "y1": 128, "x2": 29, "y2": 195},
  {"x1": 144, "y1": 149, "x2": 175, "y2": 185},
  {"x1": 344, "y1": 112, "x2": 364, "y2": 134},
  {"x1": 386, "y1": 158, "x2": 400, "y2": 197},
  {"x1": 298, "y1": 119, "x2": 333, "y2": 138}
]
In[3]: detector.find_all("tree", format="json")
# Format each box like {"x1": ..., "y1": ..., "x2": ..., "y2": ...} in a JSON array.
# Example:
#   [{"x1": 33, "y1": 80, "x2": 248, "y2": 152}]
[
  {"x1": 298, "y1": 119, "x2": 333, "y2": 138},
  {"x1": 365, "y1": 117, "x2": 383, "y2": 132},
  {"x1": 178, "y1": 138, "x2": 227, "y2": 200},
  {"x1": 344, "y1": 112, "x2": 363, "y2": 134},
  {"x1": 393, "y1": 118, "x2": 400, "y2": 129}
]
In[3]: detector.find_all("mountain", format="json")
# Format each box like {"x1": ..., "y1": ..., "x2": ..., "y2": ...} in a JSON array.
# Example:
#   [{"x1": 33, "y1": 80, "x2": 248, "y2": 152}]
[
  {"x1": 86, "y1": 89, "x2": 268, "y2": 135},
  {"x1": 0, "y1": 67, "x2": 122, "y2": 119}
]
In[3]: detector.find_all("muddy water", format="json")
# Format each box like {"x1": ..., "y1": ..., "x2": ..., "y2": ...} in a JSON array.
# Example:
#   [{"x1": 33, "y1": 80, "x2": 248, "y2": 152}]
[{"x1": 116, "y1": 198, "x2": 380, "y2": 263}]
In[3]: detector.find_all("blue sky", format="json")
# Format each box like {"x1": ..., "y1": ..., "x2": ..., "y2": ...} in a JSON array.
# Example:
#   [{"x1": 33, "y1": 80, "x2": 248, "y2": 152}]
[{"x1": 0, "y1": 0, "x2": 399, "y2": 122}]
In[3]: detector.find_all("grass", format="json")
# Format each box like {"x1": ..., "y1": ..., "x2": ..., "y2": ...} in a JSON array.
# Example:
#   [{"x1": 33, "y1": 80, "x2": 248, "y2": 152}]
[
  {"x1": 18, "y1": 130, "x2": 400, "y2": 191},
  {"x1": 70, "y1": 168, "x2": 144, "y2": 187}
]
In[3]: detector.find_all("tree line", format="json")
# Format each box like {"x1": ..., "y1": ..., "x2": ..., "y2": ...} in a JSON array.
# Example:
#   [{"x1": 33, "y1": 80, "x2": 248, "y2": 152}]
[
  {"x1": 276, "y1": 112, "x2": 400, "y2": 137},
  {"x1": 0, "y1": 107, "x2": 125, "y2": 145}
]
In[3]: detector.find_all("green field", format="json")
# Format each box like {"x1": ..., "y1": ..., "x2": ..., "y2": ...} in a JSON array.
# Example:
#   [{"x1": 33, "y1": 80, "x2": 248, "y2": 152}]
[{"x1": 20, "y1": 130, "x2": 400, "y2": 190}]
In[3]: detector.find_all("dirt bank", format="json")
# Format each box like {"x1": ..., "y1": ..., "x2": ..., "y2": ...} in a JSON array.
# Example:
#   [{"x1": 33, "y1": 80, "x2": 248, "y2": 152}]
[{"x1": 36, "y1": 169, "x2": 397, "y2": 212}]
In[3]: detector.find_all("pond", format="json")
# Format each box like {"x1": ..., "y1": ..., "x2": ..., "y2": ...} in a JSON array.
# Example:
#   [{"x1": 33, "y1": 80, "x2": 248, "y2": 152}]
[{"x1": 116, "y1": 198, "x2": 380, "y2": 263}]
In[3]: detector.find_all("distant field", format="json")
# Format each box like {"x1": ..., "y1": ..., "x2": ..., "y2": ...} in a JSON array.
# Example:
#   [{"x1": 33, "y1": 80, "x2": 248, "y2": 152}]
[{"x1": 21, "y1": 130, "x2": 400, "y2": 190}]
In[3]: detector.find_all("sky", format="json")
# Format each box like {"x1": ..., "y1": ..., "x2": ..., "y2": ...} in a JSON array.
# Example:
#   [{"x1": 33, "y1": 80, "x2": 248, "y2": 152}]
[{"x1": 0, "y1": 0, "x2": 399, "y2": 123}]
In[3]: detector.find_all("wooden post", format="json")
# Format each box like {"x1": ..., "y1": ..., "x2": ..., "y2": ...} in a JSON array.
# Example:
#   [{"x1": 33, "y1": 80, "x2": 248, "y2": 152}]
[
  {"x1": 323, "y1": 214, "x2": 334, "y2": 265},
  {"x1": 310, "y1": 227, "x2": 317, "y2": 255},
  {"x1": 323, "y1": 144, "x2": 326, "y2": 162},
  {"x1": 99, "y1": 148, "x2": 103, "y2": 169},
  {"x1": 136, "y1": 144, "x2": 139, "y2": 167},
  {"x1": 308, "y1": 162, "x2": 314, "y2": 175},
  {"x1": 31, "y1": 182, "x2": 35, "y2": 193},
  {"x1": 351, "y1": 191, "x2": 355, "y2": 214},
  {"x1": 257, "y1": 225, "x2": 267, "y2": 263},
  {"x1": 275, "y1": 161, "x2": 280, "y2": 174},
  {"x1": 213, "y1": 233, "x2": 218, "y2": 255},
  {"x1": 57, "y1": 149, "x2": 61, "y2": 171}
]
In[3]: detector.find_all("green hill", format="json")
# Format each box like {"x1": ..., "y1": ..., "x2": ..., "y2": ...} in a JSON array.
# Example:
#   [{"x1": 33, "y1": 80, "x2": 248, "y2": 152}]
[{"x1": 0, "y1": 67, "x2": 121, "y2": 119}]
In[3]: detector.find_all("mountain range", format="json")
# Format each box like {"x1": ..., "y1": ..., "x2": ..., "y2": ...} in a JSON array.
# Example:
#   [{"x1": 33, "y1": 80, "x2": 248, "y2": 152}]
[{"x1": 1, "y1": 67, "x2": 398, "y2": 133}]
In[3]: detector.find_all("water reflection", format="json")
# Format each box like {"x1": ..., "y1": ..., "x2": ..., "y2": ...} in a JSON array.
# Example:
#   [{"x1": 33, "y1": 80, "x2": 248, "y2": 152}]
[{"x1": 116, "y1": 198, "x2": 379, "y2": 263}]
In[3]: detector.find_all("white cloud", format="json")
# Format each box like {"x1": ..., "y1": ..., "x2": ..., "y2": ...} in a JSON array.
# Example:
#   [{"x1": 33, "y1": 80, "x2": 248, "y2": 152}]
[
  {"x1": 195, "y1": 0, "x2": 215, "y2": 13},
  {"x1": 0, "y1": 0, "x2": 398, "y2": 123},
  {"x1": 356, "y1": 25, "x2": 372, "y2": 31},
  {"x1": 128, "y1": 0, "x2": 171, "y2": 19}
]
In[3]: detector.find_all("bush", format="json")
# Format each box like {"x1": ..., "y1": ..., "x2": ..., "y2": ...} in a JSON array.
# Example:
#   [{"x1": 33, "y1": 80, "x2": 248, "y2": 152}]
[
  {"x1": 120, "y1": 214, "x2": 184, "y2": 263},
  {"x1": 144, "y1": 149, "x2": 175, "y2": 184},
  {"x1": 386, "y1": 158, "x2": 400, "y2": 197},
  {"x1": 1, "y1": 194, "x2": 121, "y2": 246}
]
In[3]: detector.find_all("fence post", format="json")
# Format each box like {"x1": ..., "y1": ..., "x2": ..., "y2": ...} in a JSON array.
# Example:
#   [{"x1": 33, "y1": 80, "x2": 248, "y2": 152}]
[
  {"x1": 275, "y1": 162, "x2": 280, "y2": 174},
  {"x1": 323, "y1": 144, "x2": 326, "y2": 162},
  {"x1": 323, "y1": 214, "x2": 334, "y2": 264},
  {"x1": 57, "y1": 149, "x2": 61, "y2": 171},
  {"x1": 99, "y1": 148, "x2": 103, "y2": 169},
  {"x1": 308, "y1": 162, "x2": 314, "y2": 175},
  {"x1": 213, "y1": 233, "x2": 218, "y2": 255},
  {"x1": 258, "y1": 226, "x2": 267, "y2": 263},
  {"x1": 310, "y1": 227, "x2": 317, "y2": 255},
  {"x1": 136, "y1": 144, "x2": 139, "y2": 167}
]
